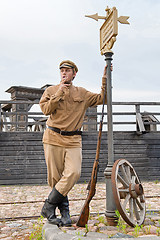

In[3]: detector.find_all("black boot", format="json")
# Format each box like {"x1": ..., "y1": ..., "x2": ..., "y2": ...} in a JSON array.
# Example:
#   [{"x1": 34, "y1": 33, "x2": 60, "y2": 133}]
[
  {"x1": 41, "y1": 187, "x2": 65, "y2": 225},
  {"x1": 58, "y1": 196, "x2": 72, "y2": 226}
]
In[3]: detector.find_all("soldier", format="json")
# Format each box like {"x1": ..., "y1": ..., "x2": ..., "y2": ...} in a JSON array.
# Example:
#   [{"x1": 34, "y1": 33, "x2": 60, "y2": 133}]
[{"x1": 39, "y1": 60, "x2": 108, "y2": 226}]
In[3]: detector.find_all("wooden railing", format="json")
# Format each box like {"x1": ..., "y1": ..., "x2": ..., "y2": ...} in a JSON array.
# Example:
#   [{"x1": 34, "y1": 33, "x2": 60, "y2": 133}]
[{"x1": 0, "y1": 100, "x2": 160, "y2": 132}]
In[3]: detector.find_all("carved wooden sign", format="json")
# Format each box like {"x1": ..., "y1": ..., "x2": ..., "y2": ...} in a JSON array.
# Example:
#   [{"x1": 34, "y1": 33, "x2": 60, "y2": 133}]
[
  {"x1": 100, "y1": 7, "x2": 118, "y2": 54},
  {"x1": 85, "y1": 6, "x2": 129, "y2": 54}
]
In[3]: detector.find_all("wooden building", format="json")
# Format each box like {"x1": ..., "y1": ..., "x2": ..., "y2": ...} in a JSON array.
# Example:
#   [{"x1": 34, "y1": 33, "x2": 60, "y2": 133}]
[{"x1": 0, "y1": 86, "x2": 160, "y2": 185}]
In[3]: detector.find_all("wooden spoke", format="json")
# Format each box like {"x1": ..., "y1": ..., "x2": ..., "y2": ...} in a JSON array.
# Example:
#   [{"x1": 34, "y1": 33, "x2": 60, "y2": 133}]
[
  {"x1": 117, "y1": 173, "x2": 129, "y2": 188},
  {"x1": 133, "y1": 199, "x2": 140, "y2": 221},
  {"x1": 120, "y1": 164, "x2": 130, "y2": 184},
  {"x1": 112, "y1": 159, "x2": 146, "y2": 227},
  {"x1": 129, "y1": 198, "x2": 134, "y2": 221},
  {"x1": 136, "y1": 197, "x2": 144, "y2": 211},
  {"x1": 131, "y1": 175, "x2": 136, "y2": 184},
  {"x1": 119, "y1": 188, "x2": 129, "y2": 193},
  {"x1": 125, "y1": 165, "x2": 132, "y2": 182},
  {"x1": 123, "y1": 193, "x2": 130, "y2": 209}
]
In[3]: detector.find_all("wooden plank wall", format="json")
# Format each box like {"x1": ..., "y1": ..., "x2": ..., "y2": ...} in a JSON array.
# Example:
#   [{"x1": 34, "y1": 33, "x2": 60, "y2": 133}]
[
  {"x1": 82, "y1": 132, "x2": 160, "y2": 182},
  {"x1": 0, "y1": 132, "x2": 46, "y2": 185},
  {"x1": 0, "y1": 131, "x2": 160, "y2": 185}
]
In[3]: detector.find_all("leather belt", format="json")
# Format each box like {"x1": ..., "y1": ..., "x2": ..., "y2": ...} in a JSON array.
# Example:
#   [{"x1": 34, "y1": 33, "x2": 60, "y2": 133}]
[{"x1": 47, "y1": 126, "x2": 82, "y2": 136}]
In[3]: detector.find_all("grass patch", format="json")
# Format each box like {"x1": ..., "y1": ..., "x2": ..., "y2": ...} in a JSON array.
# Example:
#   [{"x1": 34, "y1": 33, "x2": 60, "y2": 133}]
[{"x1": 29, "y1": 216, "x2": 44, "y2": 240}]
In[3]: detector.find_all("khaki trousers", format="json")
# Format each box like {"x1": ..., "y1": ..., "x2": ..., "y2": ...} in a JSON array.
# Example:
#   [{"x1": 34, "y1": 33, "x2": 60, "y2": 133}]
[{"x1": 43, "y1": 143, "x2": 82, "y2": 196}]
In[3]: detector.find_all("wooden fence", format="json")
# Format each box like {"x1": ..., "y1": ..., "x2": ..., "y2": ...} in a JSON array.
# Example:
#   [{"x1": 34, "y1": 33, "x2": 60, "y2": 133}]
[
  {"x1": 0, "y1": 100, "x2": 160, "y2": 133},
  {"x1": 0, "y1": 100, "x2": 160, "y2": 185},
  {"x1": 0, "y1": 131, "x2": 160, "y2": 185}
]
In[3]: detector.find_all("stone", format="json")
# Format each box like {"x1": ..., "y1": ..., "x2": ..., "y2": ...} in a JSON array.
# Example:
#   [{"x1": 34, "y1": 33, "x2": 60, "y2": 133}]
[
  {"x1": 19, "y1": 225, "x2": 28, "y2": 230},
  {"x1": 6, "y1": 222, "x2": 22, "y2": 227},
  {"x1": 70, "y1": 216, "x2": 79, "y2": 224},
  {"x1": 1, "y1": 237, "x2": 13, "y2": 240},
  {"x1": 11, "y1": 231, "x2": 18, "y2": 237},
  {"x1": 66, "y1": 229, "x2": 86, "y2": 236},
  {"x1": 126, "y1": 227, "x2": 134, "y2": 233},
  {"x1": 42, "y1": 222, "x2": 62, "y2": 238},
  {"x1": 0, "y1": 234, "x2": 8, "y2": 238},
  {"x1": 110, "y1": 232, "x2": 134, "y2": 238},
  {"x1": 138, "y1": 235, "x2": 160, "y2": 239},
  {"x1": 1, "y1": 182, "x2": 160, "y2": 239},
  {"x1": 144, "y1": 219, "x2": 155, "y2": 225},
  {"x1": 155, "y1": 222, "x2": 160, "y2": 227},
  {"x1": 1, "y1": 227, "x2": 10, "y2": 231},
  {"x1": 98, "y1": 222, "x2": 106, "y2": 228},
  {"x1": 88, "y1": 219, "x2": 99, "y2": 225},
  {"x1": 61, "y1": 226, "x2": 76, "y2": 231},
  {"x1": 88, "y1": 225, "x2": 98, "y2": 232},
  {"x1": 104, "y1": 226, "x2": 117, "y2": 231},
  {"x1": 101, "y1": 230, "x2": 118, "y2": 236},
  {"x1": 143, "y1": 225, "x2": 158, "y2": 235},
  {"x1": 127, "y1": 232, "x2": 134, "y2": 236},
  {"x1": 99, "y1": 225, "x2": 118, "y2": 234},
  {"x1": 151, "y1": 216, "x2": 160, "y2": 222},
  {"x1": 87, "y1": 231, "x2": 108, "y2": 238}
]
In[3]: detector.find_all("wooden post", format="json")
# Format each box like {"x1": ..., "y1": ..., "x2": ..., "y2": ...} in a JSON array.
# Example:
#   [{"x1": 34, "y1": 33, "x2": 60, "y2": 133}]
[{"x1": 135, "y1": 104, "x2": 146, "y2": 134}]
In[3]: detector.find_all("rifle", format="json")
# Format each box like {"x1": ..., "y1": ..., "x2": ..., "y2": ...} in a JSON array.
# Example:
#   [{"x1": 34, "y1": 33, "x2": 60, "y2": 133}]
[{"x1": 76, "y1": 79, "x2": 107, "y2": 227}]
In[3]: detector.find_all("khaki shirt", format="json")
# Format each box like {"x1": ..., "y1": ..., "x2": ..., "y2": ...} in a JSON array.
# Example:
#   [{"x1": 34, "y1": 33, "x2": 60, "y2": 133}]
[{"x1": 39, "y1": 77, "x2": 107, "y2": 148}]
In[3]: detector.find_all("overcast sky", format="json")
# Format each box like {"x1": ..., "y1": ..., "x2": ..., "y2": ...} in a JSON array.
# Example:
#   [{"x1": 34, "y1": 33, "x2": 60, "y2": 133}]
[{"x1": 0, "y1": 0, "x2": 160, "y2": 102}]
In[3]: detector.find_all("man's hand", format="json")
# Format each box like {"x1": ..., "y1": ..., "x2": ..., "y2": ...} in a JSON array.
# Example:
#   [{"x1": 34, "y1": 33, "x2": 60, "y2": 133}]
[
  {"x1": 103, "y1": 64, "x2": 113, "y2": 78},
  {"x1": 59, "y1": 77, "x2": 71, "y2": 91}
]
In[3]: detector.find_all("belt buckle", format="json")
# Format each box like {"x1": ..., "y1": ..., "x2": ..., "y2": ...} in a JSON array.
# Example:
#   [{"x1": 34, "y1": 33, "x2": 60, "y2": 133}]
[{"x1": 60, "y1": 130, "x2": 66, "y2": 135}]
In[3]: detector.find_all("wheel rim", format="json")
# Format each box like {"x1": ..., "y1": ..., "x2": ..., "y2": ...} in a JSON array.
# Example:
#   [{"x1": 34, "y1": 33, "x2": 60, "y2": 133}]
[{"x1": 111, "y1": 159, "x2": 146, "y2": 227}]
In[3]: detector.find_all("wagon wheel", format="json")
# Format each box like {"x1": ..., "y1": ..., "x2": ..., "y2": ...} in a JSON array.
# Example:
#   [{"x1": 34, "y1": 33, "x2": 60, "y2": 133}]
[{"x1": 111, "y1": 159, "x2": 146, "y2": 227}]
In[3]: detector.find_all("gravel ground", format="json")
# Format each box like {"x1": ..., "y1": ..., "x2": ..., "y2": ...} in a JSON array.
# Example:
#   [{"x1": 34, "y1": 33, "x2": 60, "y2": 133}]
[{"x1": 0, "y1": 181, "x2": 160, "y2": 239}]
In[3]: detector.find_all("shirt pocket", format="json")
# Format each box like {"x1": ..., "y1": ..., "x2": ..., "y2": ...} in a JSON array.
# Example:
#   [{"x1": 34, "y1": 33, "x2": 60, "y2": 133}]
[
  {"x1": 72, "y1": 97, "x2": 84, "y2": 112},
  {"x1": 58, "y1": 98, "x2": 65, "y2": 110}
]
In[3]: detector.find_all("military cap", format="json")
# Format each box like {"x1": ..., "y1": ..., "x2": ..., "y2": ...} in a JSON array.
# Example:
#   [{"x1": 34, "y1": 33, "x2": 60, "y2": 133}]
[{"x1": 59, "y1": 60, "x2": 78, "y2": 72}]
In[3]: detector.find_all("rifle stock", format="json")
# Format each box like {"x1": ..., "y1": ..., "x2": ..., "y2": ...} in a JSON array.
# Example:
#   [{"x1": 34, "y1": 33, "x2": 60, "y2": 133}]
[
  {"x1": 76, "y1": 200, "x2": 89, "y2": 227},
  {"x1": 76, "y1": 172, "x2": 97, "y2": 227}
]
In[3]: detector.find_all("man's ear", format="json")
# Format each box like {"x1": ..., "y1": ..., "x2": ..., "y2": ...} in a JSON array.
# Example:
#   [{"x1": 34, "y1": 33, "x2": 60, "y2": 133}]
[{"x1": 72, "y1": 71, "x2": 77, "y2": 80}]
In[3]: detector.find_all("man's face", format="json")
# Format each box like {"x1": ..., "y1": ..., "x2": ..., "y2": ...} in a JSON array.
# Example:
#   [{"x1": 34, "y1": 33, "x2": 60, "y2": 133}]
[{"x1": 60, "y1": 67, "x2": 76, "y2": 83}]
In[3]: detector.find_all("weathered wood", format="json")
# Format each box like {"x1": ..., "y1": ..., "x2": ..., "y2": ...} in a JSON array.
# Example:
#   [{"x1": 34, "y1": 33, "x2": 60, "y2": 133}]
[
  {"x1": 0, "y1": 179, "x2": 47, "y2": 185},
  {"x1": 136, "y1": 113, "x2": 146, "y2": 133},
  {"x1": 0, "y1": 131, "x2": 160, "y2": 185},
  {"x1": 1, "y1": 100, "x2": 160, "y2": 132}
]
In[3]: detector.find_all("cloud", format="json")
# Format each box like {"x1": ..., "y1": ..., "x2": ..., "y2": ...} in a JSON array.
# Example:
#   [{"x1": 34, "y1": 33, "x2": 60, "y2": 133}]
[{"x1": 0, "y1": 0, "x2": 159, "y2": 102}]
